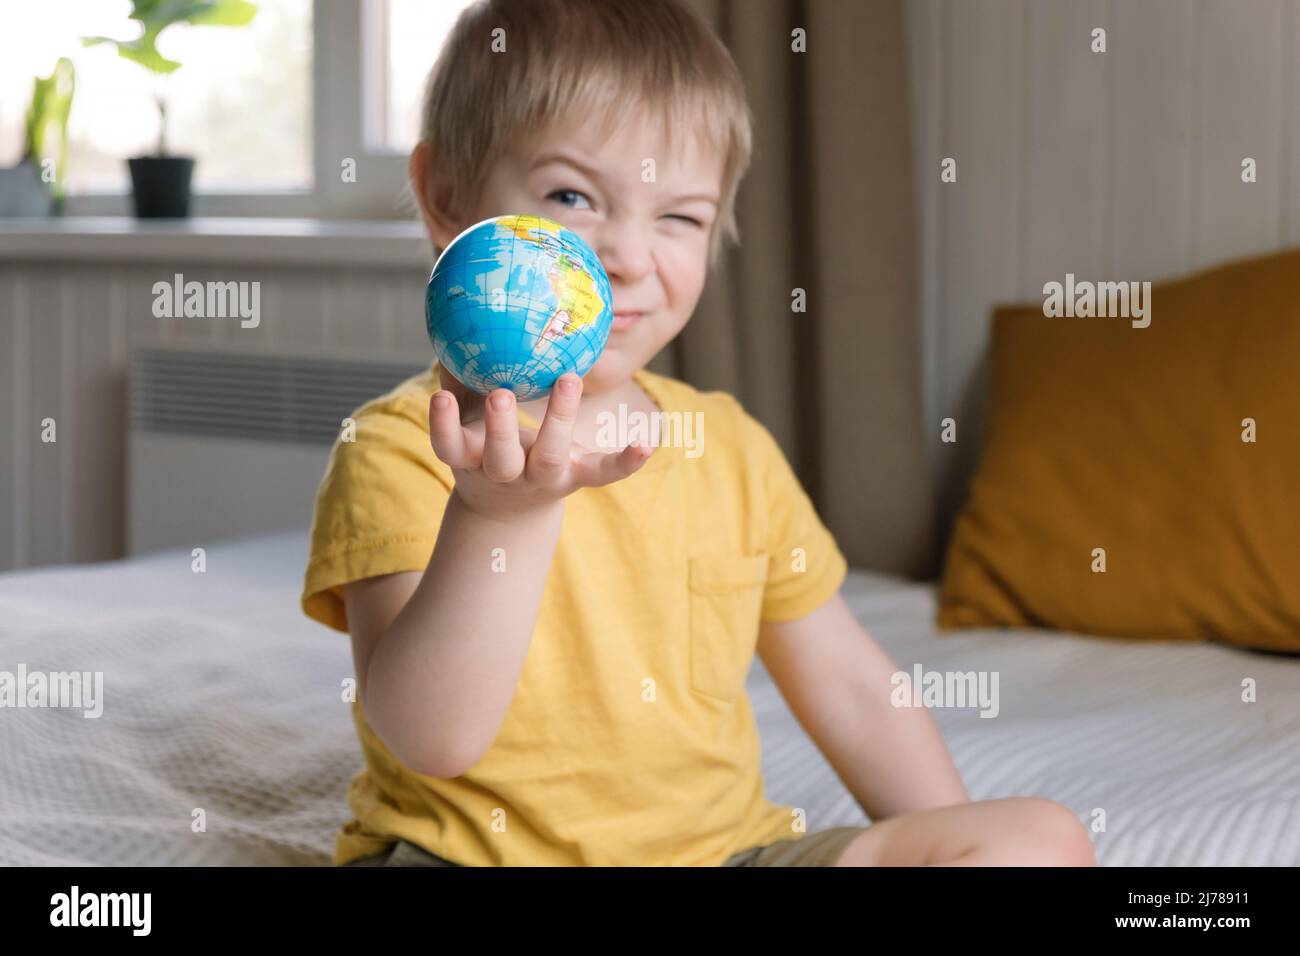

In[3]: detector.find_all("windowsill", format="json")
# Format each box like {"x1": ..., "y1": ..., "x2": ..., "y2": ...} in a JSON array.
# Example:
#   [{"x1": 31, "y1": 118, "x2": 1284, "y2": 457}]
[{"x1": 0, "y1": 217, "x2": 433, "y2": 268}]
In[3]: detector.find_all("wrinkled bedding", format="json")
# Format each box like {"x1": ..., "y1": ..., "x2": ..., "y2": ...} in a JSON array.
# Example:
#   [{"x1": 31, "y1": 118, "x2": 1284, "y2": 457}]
[{"x1": 1, "y1": 532, "x2": 1296, "y2": 865}]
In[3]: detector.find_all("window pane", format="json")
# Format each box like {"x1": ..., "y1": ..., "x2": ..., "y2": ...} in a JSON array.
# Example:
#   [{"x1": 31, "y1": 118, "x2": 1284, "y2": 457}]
[
  {"x1": 0, "y1": 0, "x2": 311, "y2": 193},
  {"x1": 384, "y1": 0, "x2": 478, "y2": 153}
]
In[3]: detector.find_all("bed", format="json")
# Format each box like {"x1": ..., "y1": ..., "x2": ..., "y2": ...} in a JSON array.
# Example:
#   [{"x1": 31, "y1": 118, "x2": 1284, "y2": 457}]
[{"x1": 2, "y1": 531, "x2": 1297, "y2": 866}]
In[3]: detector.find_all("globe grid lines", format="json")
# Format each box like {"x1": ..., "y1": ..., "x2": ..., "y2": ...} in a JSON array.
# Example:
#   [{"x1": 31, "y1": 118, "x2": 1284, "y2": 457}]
[
  {"x1": 438, "y1": 298, "x2": 599, "y2": 396},
  {"x1": 444, "y1": 242, "x2": 578, "y2": 395}
]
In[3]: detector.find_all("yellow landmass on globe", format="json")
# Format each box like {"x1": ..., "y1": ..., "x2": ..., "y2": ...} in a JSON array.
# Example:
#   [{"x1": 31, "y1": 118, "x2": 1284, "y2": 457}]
[
  {"x1": 497, "y1": 215, "x2": 606, "y2": 348},
  {"x1": 533, "y1": 258, "x2": 607, "y2": 352},
  {"x1": 504, "y1": 215, "x2": 563, "y2": 243},
  {"x1": 548, "y1": 256, "x2": 605, "y2": 334}
]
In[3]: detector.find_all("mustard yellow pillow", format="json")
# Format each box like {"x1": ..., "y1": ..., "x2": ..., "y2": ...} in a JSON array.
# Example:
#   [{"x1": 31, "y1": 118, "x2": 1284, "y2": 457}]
[{"x1": 937, "y1": 249, "x2": 1300, "y2": 652}]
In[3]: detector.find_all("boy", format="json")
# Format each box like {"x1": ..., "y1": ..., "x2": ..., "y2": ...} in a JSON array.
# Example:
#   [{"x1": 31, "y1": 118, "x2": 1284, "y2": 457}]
[{"x1": 302, "y1": 0, "x2": 1095, "y2": 867}]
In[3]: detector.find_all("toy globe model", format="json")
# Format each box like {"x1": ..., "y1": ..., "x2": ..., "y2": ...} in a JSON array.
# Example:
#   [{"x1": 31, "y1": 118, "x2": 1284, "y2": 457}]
[{"x1": 425, "y1": 214, "x2": 614, "y2": 400}]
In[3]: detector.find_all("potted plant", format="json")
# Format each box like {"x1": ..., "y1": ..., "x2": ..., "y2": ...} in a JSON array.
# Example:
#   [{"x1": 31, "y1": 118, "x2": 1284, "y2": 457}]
[
  {"x1": 83, "y1": 0, "x2": 258, "y2": 218},
  {"x1": 0, "y1": 57, "x2": 75, "y2": 217}
]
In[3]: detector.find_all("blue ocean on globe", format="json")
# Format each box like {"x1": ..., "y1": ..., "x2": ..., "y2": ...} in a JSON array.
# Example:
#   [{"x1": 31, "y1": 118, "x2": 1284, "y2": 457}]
[{"x1": 425, "y1": 214, "x2": 614, "y2": 400}]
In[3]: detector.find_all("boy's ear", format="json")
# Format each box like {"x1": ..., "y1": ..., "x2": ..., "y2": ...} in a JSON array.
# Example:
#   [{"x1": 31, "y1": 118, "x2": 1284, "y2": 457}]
[{"x1": 409, "y1": 141, "x2": 463, "y2": 251}]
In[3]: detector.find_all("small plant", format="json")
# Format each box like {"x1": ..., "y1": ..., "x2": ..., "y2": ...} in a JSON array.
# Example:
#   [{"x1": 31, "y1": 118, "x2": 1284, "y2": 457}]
[
  {"x1": 24, "y1": 57, "x2": 76, "y2": 212},
  {"x1": 82, "y1": 0, "x2": 257, "y2": 156}
]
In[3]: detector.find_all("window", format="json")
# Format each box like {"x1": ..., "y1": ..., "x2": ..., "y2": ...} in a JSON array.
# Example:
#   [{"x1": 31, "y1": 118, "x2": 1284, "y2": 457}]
[
  {"x1": 368, "y1": 0, "x2": 479, "y2": 154},
  {"x1": 0, "y1": 0, "x2": 466, "y2": 218},
  {"x1": 1, "y1": 0, "x2": 311, "y2": 194}
]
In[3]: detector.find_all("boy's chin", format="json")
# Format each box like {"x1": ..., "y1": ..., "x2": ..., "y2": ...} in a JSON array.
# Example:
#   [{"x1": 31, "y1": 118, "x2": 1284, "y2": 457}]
[
  {"x1": 581, "y1": 351, "x2": 645, "y2": 392},
  {"x1": 577, "y1": 363, "x2": 626, "y2": 394}
]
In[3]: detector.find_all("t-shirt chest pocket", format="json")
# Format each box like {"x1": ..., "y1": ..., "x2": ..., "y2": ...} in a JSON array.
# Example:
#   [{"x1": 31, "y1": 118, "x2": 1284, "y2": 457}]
[{"x1": 687, "y1": 554, "x2": 770, "y2": 702}]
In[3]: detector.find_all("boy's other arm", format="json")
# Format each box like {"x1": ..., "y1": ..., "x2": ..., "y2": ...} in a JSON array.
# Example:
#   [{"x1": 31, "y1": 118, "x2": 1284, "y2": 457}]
[{"x1": 756, "y1": 591, "x2": 970, "y2": 820}]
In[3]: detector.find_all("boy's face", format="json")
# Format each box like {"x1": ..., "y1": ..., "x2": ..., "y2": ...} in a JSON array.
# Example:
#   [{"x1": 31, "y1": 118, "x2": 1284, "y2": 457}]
[{"x1": 418, "y1": 109, "x2": 725, "y2": 395}]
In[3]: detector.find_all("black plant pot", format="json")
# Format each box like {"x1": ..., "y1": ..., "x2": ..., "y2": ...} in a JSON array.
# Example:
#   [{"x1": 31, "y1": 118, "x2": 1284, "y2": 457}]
[{"x1": 127, "y1": 156, "x2": 195, "y2": 218}]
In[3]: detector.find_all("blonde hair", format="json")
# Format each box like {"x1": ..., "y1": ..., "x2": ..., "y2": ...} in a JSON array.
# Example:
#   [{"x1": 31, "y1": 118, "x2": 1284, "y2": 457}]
[{"x1": 420, "y1": 0, "x2": 754, "y2": 270}]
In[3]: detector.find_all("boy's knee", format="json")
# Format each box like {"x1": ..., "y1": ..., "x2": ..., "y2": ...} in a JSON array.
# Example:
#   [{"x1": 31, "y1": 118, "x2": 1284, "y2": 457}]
[{"x1": 1019, "y1": 798, "x2": 1096, "y2": 866}]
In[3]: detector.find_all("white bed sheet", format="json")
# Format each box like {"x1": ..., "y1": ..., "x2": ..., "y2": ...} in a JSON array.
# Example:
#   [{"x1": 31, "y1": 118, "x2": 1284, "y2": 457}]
[{"x1": 1, "y1": 531, "x2": 1296, "y2": 866}]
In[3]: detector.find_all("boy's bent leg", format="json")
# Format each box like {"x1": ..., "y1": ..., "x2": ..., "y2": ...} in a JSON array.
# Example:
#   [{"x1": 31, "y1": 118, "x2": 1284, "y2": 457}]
[
  {"x1": 727, "y1": 826, "x2": 867, "y2": 866},
  {"x1": 343, "y1": 839, "x2": 462, "y2": 867},
  {"x1": 833, "y1": 797, "x2": 1096, "y2": 867}
]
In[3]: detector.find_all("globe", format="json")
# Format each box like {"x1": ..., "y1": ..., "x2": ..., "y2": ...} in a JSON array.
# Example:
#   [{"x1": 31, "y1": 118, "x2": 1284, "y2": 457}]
[{"x1": 425, "y1": 214, "x2": 614, "y2": 400}]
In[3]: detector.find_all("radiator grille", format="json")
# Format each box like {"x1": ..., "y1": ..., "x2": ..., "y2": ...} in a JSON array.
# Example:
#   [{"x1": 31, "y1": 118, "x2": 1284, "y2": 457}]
[{"x1": 131, "y1": 349, "x2": 429, "y2": 446}]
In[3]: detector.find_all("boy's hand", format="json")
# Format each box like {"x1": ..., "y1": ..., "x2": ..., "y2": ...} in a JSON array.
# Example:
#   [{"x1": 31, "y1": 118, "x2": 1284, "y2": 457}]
[{"x1": 428, "y1": 371, "x2": 654, "y2": 519}]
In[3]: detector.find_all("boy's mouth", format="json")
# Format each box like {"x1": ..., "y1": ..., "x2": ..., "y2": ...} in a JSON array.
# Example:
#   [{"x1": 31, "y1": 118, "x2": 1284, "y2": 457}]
[{"x1": 611, "y1": 311, "x2": 644, "y2": 331}]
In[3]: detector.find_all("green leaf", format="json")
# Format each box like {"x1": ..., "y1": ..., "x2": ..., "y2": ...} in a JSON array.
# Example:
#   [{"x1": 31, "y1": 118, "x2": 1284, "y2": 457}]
[
  {"x1": 183, "y1": 0, "x2": 258, "y2": 26},
  {"x1": 80, "y1": 0, "x2": 255, "y2": 76},
  {"x1": 81, "y1": 27, "x2": 181, "y2": 74},
  {"x1": 130, "y1": 0, "x2": 169, "y2": 19},
  {"x1": 143, "y1": 0, "x2": 258, "y2": 28},
  {"x1": 115, "y1": 32, "x2": 183, "y2": 74},
  {"x1": 24, "y1": 58, "x2": 75, "y2": 198},
  {"x1": 145, "y1": 0, "x2": 226, "y2": 26}
]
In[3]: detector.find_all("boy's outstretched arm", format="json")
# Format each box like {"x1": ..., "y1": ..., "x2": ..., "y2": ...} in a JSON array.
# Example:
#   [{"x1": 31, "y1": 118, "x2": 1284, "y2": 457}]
[
  {"x1": 756, "y1": 591, "x2": 970, "y2": 821},
  {"x1": 342, "y1": 373, "x2": 652, "y2": 780}
]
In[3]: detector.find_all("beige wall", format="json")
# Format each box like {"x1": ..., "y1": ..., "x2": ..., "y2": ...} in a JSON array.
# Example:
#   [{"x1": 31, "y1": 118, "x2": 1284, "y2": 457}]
[
  {"x1": 907, "y1": 0, "x2": 1300, "y2": 540},
  {"x1": 7, "y1": 1, "x2": 1300, "y2": 573},
  {"x1": 0, "y1": 241, "x2": 429, "y2": 572}
]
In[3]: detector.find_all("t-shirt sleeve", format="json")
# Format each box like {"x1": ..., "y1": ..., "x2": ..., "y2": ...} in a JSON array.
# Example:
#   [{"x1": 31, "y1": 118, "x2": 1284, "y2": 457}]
[
  {"x1": 301, "y1": 397, "x2": 454, "y2": 633},
  {"x1": 743, "y1": 410, "x2": 849, "y2": 623}
]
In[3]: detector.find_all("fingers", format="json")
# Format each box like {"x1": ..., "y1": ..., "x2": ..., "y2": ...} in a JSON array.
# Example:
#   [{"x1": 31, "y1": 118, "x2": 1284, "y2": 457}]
[
  {"x1": 528, "y1": 373, "x2": 582, "y2": 484},
  {"x1": 481, "y1": 388, "x2": 525, "y2": 481},
  {"x1": 428, "y1": 390, "x2": 477, "y2": 469},
  {"x1": 430, "y1": 381, "x2": 536, "y2": 475},
  {"x1": 431, "y1": 367, "x2": 646, "y2": 495},
  {"x1": 572, "y1": 441, "x2": 655, "y2": 489}
]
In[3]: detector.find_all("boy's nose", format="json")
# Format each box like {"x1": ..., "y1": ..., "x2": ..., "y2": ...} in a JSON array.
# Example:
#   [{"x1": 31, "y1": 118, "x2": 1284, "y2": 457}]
[{"x1": 592, "y1": 217, "x2": 654, "y2": 284}]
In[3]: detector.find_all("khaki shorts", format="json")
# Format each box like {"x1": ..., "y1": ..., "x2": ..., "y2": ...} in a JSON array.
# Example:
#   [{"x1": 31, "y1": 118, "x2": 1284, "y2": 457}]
[{"x1": 344, "y1": 827, "x2": 866, "y2": 867}]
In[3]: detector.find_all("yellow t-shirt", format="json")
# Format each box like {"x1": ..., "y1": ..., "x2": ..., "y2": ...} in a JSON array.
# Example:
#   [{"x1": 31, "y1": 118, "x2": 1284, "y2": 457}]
[{"x1": 301, "y1": 362, "x2": 848, "y2": 866}]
